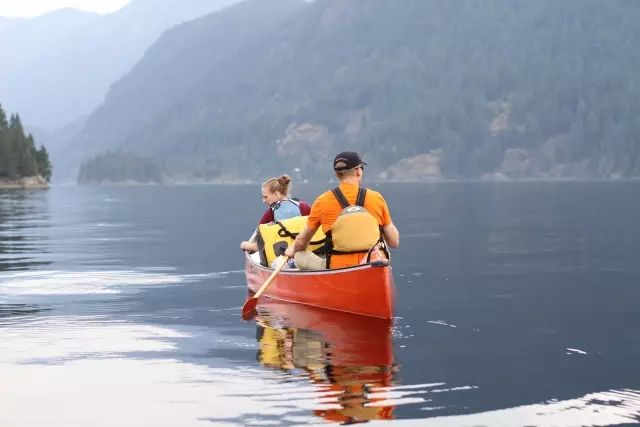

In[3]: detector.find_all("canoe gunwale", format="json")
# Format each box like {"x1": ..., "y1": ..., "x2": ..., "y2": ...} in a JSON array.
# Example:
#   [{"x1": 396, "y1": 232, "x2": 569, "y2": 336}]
[{"x1": 243, "y1": 250, "x2": 391, "y2": 275}]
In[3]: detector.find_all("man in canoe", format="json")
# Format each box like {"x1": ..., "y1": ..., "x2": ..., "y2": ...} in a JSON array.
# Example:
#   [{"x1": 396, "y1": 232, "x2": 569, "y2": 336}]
[{"x1": 285, "y1": 151, "x2": 400, "y2": 269}]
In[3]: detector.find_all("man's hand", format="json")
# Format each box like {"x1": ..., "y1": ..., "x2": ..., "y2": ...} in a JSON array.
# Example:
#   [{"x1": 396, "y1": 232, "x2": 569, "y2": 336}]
[
  {"x1": 284, "y1": 245, "x2": 295, "y2": 259},
  {"x1": 284, "y1": 224, "x2": 318, "y2": 259}
]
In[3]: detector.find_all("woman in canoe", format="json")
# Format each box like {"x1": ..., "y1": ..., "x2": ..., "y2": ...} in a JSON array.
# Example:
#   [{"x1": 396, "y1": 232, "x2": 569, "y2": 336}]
[{"x1": 240, "y1": 174, "x2": 311, "y2": 252}]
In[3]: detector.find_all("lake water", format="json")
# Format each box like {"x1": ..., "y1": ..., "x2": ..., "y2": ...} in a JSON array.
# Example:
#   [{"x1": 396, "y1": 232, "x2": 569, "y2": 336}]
[{"x1": 1, "y1": 182, "x2": 639, "y2": 426}]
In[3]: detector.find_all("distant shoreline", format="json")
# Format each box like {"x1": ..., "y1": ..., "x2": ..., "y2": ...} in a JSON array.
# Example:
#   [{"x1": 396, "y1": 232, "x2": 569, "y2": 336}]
[
  {"x1": 61, "y1": 176, "x2": 640, "y2": 187},
  {"x1": 0, "y1": 176, "x2": 49, "y2": 189}
]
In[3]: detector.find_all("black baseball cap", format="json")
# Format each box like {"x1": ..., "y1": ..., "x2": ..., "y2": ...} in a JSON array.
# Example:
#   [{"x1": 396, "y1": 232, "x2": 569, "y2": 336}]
[{"x1": 333, "y1": 151, "x2": 367, "y2": 171}]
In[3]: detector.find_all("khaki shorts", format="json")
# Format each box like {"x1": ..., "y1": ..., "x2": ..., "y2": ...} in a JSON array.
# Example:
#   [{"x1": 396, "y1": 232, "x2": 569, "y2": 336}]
[{"x1": 294, "y1": 250, "x2": 326, "y2": 270}]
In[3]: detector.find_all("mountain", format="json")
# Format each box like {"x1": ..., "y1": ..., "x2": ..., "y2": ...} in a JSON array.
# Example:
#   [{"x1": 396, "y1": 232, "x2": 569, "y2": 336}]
[
  {"x1": 0, "y1": 0, "x2": 241, "y2": 131},
  {"x1": 26, "y1": 115, "x2": 88, "y2": 183},
  {"x1": 81, "y1": 0, "x2": 306, "y2": 154},
  {"x1": 61, "y1": 0, "x2": 306, "y2": 182},
  {"x1": 0, "y1": 9, "x2": 99, "y2": 83},
  {"x1": 73, "y1": 0, "x2": 640, "y2": 181}
]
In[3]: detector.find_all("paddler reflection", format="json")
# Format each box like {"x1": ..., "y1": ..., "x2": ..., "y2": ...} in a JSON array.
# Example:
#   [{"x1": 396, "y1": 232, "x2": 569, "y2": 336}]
[{"x1": 255, "y1": 301, "x2": 397, "y2": 424}]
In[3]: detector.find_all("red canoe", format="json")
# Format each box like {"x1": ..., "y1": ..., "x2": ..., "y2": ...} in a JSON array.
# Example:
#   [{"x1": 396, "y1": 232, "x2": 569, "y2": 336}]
[{"x1": 244, "y1": 252, "x2": 395, "y2": 319}]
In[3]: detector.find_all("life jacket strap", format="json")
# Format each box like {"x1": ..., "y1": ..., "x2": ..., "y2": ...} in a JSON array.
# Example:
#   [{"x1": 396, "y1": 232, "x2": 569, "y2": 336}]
[
  {"x1": 324, "y1": 230, "x2": 376, "y2": 269},
  {"x1": 356, "y1": 187, "x2": 367, "y2": 207},
  {"x1": 364, "y1": 226, "x2": 390, "y2": 263},
  {"x1": 331, "y1": 187, "x2": 350, "y2": 209},
  {"x1": 331, "y1": 187, "x2": 368, "y2": 209},
  {"x1": 270, "y1": 198, "x2": 301, "y2": 210},
  {"x1": 274, "y1": 219, "x2": 325, "y2": 245}
]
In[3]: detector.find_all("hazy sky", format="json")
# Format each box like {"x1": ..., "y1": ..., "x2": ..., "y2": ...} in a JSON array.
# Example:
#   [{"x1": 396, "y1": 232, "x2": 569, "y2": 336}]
[{"x1": 0, "y1": 0, "x2": 131, "y2": 18}]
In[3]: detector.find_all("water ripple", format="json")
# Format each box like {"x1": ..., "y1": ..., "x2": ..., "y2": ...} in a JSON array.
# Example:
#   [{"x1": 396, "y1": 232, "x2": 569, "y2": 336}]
[{"x1": 0, "y1": 269, "x2": 235, "y2": 300}]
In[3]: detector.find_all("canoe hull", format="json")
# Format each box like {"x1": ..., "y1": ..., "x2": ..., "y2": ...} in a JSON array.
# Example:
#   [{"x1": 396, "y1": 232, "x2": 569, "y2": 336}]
[{"x1": 245, "y1": 255, "x2": 394, "y2": 319}]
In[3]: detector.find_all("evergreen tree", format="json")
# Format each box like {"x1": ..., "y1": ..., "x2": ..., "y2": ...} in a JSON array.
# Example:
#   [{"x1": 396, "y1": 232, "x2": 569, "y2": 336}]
[
  {"x1": 0, "y1": 104, "x2": 52, "y2": 181},
  {"x1": 18, "y1": 134, "x2": 38, "y2": 177},
  {"x1": 0, "y1": 104, "x2": 7, "y2": 128},
  {"x1": 35, "y1": 145, "x2": 53, "y2": 182}
]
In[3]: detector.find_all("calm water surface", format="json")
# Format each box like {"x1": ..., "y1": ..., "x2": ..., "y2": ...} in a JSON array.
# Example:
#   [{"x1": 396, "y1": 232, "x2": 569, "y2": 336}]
[{"x1": 1, "y1": 183, "x2": 639, "y2": 426}]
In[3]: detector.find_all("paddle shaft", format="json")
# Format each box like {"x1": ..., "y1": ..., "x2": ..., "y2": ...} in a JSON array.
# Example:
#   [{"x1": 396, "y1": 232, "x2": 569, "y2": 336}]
[
  {"x1": 253, "y1": 256, "x2": 288, "y2": 299},
  {"x1": 247, "y1": 228, "x2": 257, "y2": 245}
]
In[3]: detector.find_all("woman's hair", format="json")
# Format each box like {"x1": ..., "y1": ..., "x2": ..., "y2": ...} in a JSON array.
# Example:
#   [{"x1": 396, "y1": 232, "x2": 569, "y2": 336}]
[{"x1": 262, "y1": 174, "x2": 291, "y2": 197}]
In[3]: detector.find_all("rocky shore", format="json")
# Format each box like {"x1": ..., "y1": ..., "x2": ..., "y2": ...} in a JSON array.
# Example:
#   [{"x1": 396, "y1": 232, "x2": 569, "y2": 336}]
[{"x1": 0, "y1": 175, "x2": 49, "y2": 189}]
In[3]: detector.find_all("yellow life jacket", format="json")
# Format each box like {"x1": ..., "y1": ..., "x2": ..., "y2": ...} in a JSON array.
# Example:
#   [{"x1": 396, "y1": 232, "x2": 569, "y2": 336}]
[
  {"x1": 326, "y1": 187, "x2": 382, "y2": 268},
  {"x1": 256, "y1": 215, "x2": 326, "y2": 266}
]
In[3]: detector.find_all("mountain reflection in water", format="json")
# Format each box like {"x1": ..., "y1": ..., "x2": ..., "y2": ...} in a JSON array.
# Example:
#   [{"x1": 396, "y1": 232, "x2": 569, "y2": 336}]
[{"x1": 255, "y1": 301, "x2": 396, "y2": 424}]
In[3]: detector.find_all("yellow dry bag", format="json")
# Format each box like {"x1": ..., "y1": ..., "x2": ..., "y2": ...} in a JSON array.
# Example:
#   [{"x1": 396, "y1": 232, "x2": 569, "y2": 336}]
[
  {"x1": 256, "y1": 215, "x2": 326, "y2": 266},
  {"x1": 330, "y1": 205, "x2": 381, "y2": 252}
]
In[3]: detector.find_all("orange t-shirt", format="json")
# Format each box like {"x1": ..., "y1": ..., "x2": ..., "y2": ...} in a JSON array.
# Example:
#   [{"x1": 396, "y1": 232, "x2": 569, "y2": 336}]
[{"x1": 307, "y1": 183, "x2": 392, "y2": 268}]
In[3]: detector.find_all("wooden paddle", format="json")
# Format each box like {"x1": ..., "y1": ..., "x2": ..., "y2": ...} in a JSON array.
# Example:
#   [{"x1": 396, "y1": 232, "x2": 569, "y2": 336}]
[{"x1": 241, "y1": 255, "x2": 288, "y2": 320}]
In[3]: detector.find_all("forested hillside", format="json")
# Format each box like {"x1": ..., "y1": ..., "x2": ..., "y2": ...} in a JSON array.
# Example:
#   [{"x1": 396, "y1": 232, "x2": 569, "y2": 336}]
[
  {"x1": 0, "y1": 104, "x2": 52, "y2": 183},
  {"x1": 77, "y1": 152, "x2": 162, "y2": 184},
  {"x1": 74, "y1": 0, "x2": 640, "y2": 182}
]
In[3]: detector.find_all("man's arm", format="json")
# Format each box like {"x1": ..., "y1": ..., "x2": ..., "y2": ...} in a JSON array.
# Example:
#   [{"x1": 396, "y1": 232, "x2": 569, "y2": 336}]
[
  {"x1": 284, "y1": 224, "x2": 319, "y2": 258},
  {"x1": 382, "y1": 223, "x2": 400, "y2": 248}
]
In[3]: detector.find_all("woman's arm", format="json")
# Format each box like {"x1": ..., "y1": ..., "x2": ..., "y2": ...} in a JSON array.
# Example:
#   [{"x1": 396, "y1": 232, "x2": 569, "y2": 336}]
[{"x1": 240, "y1": 241, "x2": 259, "y2": 252}]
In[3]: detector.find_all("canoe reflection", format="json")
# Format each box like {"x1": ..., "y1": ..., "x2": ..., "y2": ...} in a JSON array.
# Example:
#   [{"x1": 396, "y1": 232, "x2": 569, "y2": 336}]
[{"x1": 255, "y1": 301, "x2": 396, "y2": 424}]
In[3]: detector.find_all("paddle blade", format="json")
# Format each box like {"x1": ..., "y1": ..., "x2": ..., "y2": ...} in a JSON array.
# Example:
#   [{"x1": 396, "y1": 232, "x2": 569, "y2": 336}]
[
  {"x1": 241, "y1": 255, "x2": 287, "y2": 320},
  {"x1": 241, "y1": 297, "x2": 258, "y2": 320}
]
